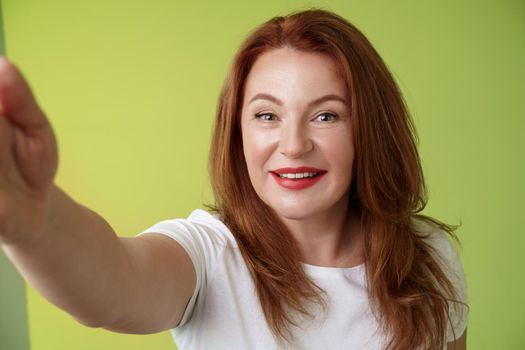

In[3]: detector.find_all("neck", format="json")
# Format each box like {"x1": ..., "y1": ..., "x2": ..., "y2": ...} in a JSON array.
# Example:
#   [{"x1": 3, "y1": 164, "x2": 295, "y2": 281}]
[{"x1": 279, "y1": 201, "x2": 364, "y2": 268}]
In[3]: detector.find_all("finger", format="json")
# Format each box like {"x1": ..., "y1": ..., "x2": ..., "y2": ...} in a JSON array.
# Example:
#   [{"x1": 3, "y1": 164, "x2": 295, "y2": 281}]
[
  {"x1": 0, "y1": 112, "x2": 15, "y2": 173},
  {"x1": 0, "y1": 57, "x2": 48, "y2": 130}
]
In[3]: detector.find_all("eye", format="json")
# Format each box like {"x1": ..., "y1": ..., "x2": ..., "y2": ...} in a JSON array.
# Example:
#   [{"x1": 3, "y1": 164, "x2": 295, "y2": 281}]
[
  {"x1": 314, "y1": 112, "x2": 338, "y2": 122},
  {"x1": 255, "y1": 112, "x2": 277, "y2": 121}
]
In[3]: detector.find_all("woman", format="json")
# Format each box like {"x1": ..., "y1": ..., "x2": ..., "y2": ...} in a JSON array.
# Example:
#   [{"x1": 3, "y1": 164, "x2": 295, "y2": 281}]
[{"x1": 0, "y1": 9, "x2": 467, "y2": 350}]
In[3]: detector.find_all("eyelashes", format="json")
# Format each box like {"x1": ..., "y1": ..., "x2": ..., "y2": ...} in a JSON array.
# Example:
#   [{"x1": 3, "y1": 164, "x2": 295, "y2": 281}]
[
  {"x1": 254, "y1": 112, "x2": 339, "y2": 123},
  {"x1": 254, "y1": 112, "x2": 276, "y2": 121},
  {"x1": 315, "y1": 112, "x2": 337, "y2": 122}
]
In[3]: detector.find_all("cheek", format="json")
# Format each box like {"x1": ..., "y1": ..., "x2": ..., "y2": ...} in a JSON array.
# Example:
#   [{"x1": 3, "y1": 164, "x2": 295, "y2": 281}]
[
  {"x1": 317, "y1": 130, "x2": 355, "y2": 175},
  {"x1": 242, "y1": 126, "x2": 276, "y2": 179}
]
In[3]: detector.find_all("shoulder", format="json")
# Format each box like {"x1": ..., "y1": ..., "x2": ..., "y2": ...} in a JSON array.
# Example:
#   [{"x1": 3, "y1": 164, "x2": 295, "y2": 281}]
[
  {"x1": 410, "y1": 217, "x2": 465, "y2": 290},
  {"x1": 186, "y1": 209, "x2": 238, "y2": 246},
  {"x1": 411, "y1": 217, "x2": 457, "y2": 266},
  {"x1": 138, "y1": 209, "x2": 239, "y2": 284},
  {"x1": 411, "y1": 216, "x2": 469, "y2": 341},
  {"x1": 140, "y1": 209, "x2": 238, "y2": 249},
  {"x1": 138, "y1": 209, "x2": 241, "y2": 327}
]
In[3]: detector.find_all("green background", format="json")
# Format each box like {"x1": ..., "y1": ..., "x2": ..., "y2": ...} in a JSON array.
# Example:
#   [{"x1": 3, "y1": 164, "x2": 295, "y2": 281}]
[
  {"x1": 0, "y1": 1, "x2": 31, "y2": 349},
  {"x1": 2, "y1": 0, "x2": 524, "y2": 349}
]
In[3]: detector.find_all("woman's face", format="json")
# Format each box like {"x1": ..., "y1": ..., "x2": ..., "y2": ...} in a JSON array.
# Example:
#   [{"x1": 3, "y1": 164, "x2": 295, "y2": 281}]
[{"x1": 240, "y1": 47, "x2": 355, "y2": 222}]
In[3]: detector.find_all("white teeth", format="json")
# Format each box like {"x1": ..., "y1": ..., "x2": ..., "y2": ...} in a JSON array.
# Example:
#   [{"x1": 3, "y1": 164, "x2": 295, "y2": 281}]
[{"x1": 278, "y1": 172, "x2": 318, "y2": 179}]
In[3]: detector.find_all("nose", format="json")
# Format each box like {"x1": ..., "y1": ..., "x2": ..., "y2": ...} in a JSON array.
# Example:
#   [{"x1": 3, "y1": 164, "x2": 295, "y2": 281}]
[{"x1": 278, "y1": 122, "x2": 313, "y2": 158}]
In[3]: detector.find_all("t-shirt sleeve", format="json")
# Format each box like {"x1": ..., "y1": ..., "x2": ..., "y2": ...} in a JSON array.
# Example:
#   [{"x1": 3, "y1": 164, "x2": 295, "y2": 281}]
[
  {"x1": 137, "y1": 209, "x2": 229, "y2": 327},
  {"x1": 421, "y1": 224, "x2": 469, "y2": 343},
  {"x1": 441, "y1": 237, "x2": 469, "y2": 343}
]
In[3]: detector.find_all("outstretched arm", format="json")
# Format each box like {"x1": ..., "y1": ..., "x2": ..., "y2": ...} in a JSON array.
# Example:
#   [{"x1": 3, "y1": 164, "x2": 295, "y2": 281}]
[{"x1": 0, "y1": 58, "x2": 195, "y2": 333}]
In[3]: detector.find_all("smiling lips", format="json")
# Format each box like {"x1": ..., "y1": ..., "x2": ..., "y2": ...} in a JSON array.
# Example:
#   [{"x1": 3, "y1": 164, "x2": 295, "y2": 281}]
[{"x1": 270, "y1": 167, "x2": 327, "y2": 190}]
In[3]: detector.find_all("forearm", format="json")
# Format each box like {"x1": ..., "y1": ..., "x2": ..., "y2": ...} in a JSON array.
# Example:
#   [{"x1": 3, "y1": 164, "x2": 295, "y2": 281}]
[{"x1": 2, "y1": 185, "x2": 132, "y2": 327}]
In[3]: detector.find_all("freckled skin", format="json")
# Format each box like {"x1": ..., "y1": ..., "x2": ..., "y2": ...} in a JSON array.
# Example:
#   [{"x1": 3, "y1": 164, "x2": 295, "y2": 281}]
[{"x1": 240, "y1": 47, "x2": 354, "y2": 226}]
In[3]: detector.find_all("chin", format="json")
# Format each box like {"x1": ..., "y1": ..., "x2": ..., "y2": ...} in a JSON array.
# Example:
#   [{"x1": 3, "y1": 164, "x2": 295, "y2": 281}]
[{"x1": 268, "y1": 202, "x2": 321, "y2": 221}]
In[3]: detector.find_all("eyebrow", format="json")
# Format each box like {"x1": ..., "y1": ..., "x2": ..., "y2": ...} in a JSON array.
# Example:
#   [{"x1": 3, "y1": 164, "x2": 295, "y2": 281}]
[{"x1": 248, "y1": 93, "x2": 349, "y2": 107}]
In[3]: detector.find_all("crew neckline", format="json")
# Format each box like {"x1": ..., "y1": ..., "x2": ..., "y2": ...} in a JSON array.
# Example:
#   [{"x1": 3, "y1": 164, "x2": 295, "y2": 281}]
[
  {"x1": 302, "y1": 261, "x2": 365, "y2": 278},
  {"x1": 191, "y1": 208, "x2": 367, "y2": 277}
]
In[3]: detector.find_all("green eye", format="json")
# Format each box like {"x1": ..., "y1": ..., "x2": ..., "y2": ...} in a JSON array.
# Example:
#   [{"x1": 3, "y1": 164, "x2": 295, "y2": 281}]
[
  {"x1": 316, "y1": 112, "x2": 337, "y2": 122},
  {"x1": 255, "y1": 113, "x2": 276, "y2": 121}
]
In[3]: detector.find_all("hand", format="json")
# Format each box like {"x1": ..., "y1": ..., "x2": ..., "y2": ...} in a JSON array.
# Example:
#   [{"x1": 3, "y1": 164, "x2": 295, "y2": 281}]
[{"x1": 0, "y1": 58, "x2": 58, "y2": 244}]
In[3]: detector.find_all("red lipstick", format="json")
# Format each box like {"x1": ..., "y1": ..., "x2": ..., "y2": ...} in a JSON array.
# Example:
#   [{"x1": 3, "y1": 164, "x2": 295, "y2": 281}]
[{"x1": 270, "y1": 167, "x2": 327, "y2": 190}]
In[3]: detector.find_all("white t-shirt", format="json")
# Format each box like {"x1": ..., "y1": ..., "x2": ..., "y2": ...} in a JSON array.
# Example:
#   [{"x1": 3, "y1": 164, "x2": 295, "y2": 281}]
[{"x1": 140, "y1": 209, "x2": 468, "y2": 350}]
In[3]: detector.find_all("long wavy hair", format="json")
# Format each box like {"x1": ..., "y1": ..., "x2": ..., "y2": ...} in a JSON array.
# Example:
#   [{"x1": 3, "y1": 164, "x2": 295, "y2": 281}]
[{"x1": 209, "y1": 9, "x2": 461, "y2": 350}]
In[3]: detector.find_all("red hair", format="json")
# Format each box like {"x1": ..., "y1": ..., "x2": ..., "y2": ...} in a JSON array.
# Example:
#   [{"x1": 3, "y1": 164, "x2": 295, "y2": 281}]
[{"x1": 209, "y1": 9, "x2": 462, "y2": 349}]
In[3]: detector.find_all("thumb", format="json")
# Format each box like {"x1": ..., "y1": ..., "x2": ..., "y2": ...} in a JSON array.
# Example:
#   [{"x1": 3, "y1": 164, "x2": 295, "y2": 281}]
[{"x1": 0, "y1": 57, "x2": 49, "y2": 130}]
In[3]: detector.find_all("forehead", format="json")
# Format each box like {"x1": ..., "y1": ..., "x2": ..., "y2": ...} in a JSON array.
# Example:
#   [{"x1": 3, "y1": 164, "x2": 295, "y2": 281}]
[{"x1": 243, "y1": 47, "x2": 348, "y2": 103}]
